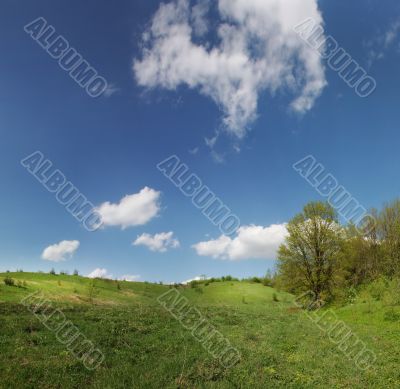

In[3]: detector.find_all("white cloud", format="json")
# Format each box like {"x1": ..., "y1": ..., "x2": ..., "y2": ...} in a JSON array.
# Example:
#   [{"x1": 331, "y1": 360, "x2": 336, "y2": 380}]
[
  {"x1": 41, "y1": 240, "x2": 80, "y2": 262},
  {"x1": 119, "y1": 274, "x2": 141, "y2": 282},
  {"x1": 87, "y1": 268, "x2": 111, "y2": 279},
  {"x1": 134, "y1": 0, "x2": 326, "y2": 138},
  {"x1": 366, "y1": 19, "x2": 400, "y2": 66},
  {"x1": 103, "y1": 83, "x2": 120, "y2": 97},
  {"x1": 96, "y1": 187, "x2": 161, "y2": 229},
  {"x1": 133, "y1": 231, "x2": 180, "y2": 252},
  {"x1": 192, "y1": 224, "x2": 288, "y2": 260},
  {"x1": 189, "y1": 147, "x2": 199, "y2": 155},
  {"x1": 182, "y1": 275, "x2": 208, "y2": 284},
  {"x1": 87, "y1": 269, "x2": 141, "y2": 281}
]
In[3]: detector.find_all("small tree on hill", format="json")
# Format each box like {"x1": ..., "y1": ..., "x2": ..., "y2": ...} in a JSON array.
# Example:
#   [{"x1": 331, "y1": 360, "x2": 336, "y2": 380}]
[
  {"x1": 87, "y1": 279, "x2": 99, "y2": 303},
  {"x1": 277, "y1": 201, "x2": 344, "y2": 303}
]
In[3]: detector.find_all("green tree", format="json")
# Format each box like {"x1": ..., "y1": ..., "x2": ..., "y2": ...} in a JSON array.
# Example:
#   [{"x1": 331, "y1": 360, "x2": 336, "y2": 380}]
[
  {"x1": 340, "y1": 213, "x2": 381, "y2": 288},
  {"x1": 378, "y1": 200, "x2": 400, "y2": 276},
  {"x1": 277, "y1": 201, "x2": 344, "y2": 302}
]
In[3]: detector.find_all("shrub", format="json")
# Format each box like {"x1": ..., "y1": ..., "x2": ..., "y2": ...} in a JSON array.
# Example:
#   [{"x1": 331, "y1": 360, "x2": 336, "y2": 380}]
[
  {"x1": 262, "y1": 278, "x2": 272, "y2": 287},
  {"x1": 272, "y1": 293, "x2": 279, "y2": 302},
  {"x1": 384, "y1": 309, "x2": 400, "y2": 322},
  {"x1": 367, "y1": 277, "x2": 389, "y2": 301},
  {"x1": 50, "y1": 268, "x2": 56, "y2": 275},
  {"x1": 3, "y1": 277, "x2": 15, "y2": 286},
  {"x1": 73, "y1": 269, "x2": 79, "y2": 276}
]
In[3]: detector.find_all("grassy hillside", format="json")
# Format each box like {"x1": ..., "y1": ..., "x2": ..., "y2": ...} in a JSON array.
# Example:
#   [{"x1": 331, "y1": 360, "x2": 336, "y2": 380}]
[{"x1": 0, "y1": 272, "x2": 399, "y2": 388}]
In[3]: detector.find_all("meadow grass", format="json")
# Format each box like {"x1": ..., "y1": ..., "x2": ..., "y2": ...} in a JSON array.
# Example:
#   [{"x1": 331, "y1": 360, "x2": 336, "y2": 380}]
[{"x1": 0, "y1": 272, "x2": 399, "y2": 388}]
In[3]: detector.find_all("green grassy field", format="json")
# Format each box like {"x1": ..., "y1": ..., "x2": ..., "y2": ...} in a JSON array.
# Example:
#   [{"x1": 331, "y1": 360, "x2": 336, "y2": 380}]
[{"x1": 0, "y1": 272, "x2": 399, "y2": 388}]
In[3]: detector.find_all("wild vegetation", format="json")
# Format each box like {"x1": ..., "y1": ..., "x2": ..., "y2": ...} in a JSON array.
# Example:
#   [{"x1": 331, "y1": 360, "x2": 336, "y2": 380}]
[
  {"x1": 2, "y1": 200, "x2": 400, "y2": 387},
  {"x1": 275, "y1": 200, "x2": 400, "y2": 307},
  {"x1": 0, "y1": 269, "x2": 399, "y2": 388}
]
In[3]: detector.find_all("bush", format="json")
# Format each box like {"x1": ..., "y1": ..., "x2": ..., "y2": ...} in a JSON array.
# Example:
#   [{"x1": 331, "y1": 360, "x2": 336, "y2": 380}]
[
  {"x1": 272, "y1": 293, "x2": 279, "y2": 302},
  {"x1": 73, "y1": 269, "x2": 79, "y2": 276},
  {"x1": 367, "y1": 277, "x2": 389, "y2": 301},
  {"x1": 3, "y1": 277, "x2": 15, "y2": 286},
  {"x1": 384, "y1": 309, "x2": 400, "y2": 322},
  {"x1": 50, "y1": 268, "x2": 56, "y2": 275}
]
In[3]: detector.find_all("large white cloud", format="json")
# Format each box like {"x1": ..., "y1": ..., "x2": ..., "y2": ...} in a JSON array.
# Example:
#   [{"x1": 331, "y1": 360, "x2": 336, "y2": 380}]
[
  {"x1": 134, "y1": 0, "x2": 326, "y2": 138},
  {"x1": 96, "y1": 187, "x2": 161, "y2": 229},
  {"x1": 41, "y1": 240, "x2": 80, "y2": 262},
  {"x1": 192, "y1": 224, "x2": 287, "y2": 260},
  {"x1": 133, "y1": 231, "x2": 180, "y2": 252}
]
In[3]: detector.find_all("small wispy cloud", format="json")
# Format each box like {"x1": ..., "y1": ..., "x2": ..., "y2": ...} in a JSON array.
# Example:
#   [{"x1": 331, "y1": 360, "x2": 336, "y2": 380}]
[
  {"x1": 365, "y1": 18, "x2": 400, "y2": 67},
  {"x1": 103, "y1": 83, "x2": 120, "y2": 98},
  {"x1": 133, "y1": 231, "x2": 180, "y2": 252}
]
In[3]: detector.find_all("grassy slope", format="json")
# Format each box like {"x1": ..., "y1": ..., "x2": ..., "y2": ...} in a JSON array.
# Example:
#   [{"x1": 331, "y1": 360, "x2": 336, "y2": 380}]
[{"x1": 0, "y1": 273, "x2": 399, "y2": 388}]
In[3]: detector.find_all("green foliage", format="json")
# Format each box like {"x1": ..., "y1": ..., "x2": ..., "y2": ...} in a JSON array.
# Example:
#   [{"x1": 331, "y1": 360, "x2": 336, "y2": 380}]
[
  {"x1": 0, "y1": 272, "x2": 394, "y2": 388},
  {"x1": 3, "y1": 277, "x2": 15, "y2": 286},
  {"x1": 277, "y1": 201, "x2": 343, "y2": 301},
  {"x1": 384, "y1": 310, "x2": 400, "y2": 322}
]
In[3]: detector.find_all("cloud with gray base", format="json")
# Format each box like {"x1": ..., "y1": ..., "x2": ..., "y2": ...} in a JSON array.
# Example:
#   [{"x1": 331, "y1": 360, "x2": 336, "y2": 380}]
[{"x1": 134, "y1": 0, "x2": 326, "y2": 138}]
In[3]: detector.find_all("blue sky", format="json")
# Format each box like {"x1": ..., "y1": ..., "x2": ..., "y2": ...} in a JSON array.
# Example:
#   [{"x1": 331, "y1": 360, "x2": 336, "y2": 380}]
[{"x1": 1, "y1": 0, "x2": 400, "y2": 283}]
